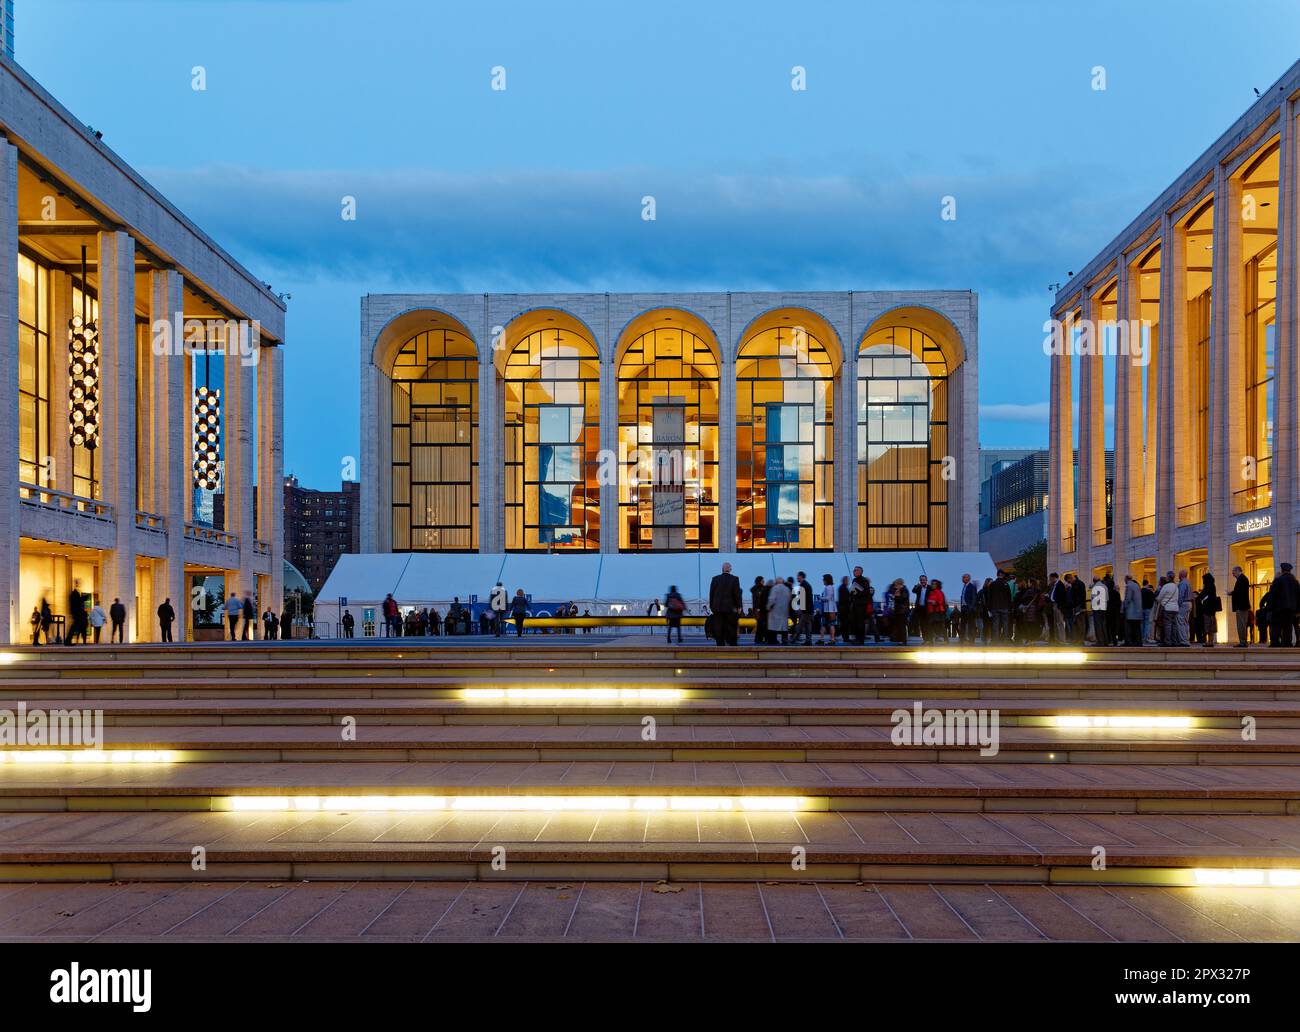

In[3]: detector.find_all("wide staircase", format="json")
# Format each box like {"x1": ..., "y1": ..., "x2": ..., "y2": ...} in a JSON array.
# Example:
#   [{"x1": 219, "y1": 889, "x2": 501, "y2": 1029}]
[{"x1": 2, "y1": 642, "x2": 1300, "y2": 889}]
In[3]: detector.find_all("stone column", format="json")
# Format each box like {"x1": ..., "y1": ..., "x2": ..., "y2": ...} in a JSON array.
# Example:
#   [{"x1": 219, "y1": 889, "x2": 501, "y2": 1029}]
[
  {"x1": 48, "y1": 270, "x2": 73, "y2": 492},
  {"x1": 1274, "y1": 101, "x2": 1299, "y2": 565},
  {"x1": 1047, "y1": 305, "x2": 1074, "y2": 574},
  {"x1": 1113, "y1": 257, "x2": 1135, "y2": 573},
  {"x1": 1155, "y1": 213, "x2": 1181, "y2": 572},
  {"x1": 1076, "y1": 294, "x2": 1097, "y2": 572},
  {"x1": 97, "y1": 229, "x2": 137, "y2": 635},
  {"x1": 262, "y1": 343, "x2": 285, "y2": 614},
  {"x1": 598, "y1": 296, "x2": 617, "y2": 554},
  {"x1": 837, "y1": 294, "x2": 857, "y2": 551},
  {"x1": 0, "y1": 141, "x2": 18, "y2": 643},
  {"x1": 476, "y1": 304, "x2": 497, "y2": 553},
  {"x1": 956, "y1": 306, "x2": 980, "y2": 552},
  {"x1": 1210, "y1": 166, "x2": 1243, "y2": 596},
  {"x1": 718, "y1": 295, "x2": 737, "y2": 552},
  {"x1": 149, "y1": 269, "x2": 185, "y2": 641},
  {"x1": 224, "y1": 320, "x2": 256, "y2": 601}
]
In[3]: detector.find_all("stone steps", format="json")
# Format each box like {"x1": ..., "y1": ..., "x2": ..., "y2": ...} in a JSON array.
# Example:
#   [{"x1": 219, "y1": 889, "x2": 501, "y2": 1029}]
[
  {"x1": 1, "y1": 810, "x2": 1297, "y2": 885},
  {"x1": 4, "y1": 722, "x2": 1296, "y2": 764},
  {"x1": 5, "y1": 646, "x2": 1300, "y2": 886}
]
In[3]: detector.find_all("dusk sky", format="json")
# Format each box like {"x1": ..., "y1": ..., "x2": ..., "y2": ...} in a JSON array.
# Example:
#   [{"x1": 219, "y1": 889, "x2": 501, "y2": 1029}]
[{"x1": 17, "y1": 0, "x2": 1300, "y2": 488}]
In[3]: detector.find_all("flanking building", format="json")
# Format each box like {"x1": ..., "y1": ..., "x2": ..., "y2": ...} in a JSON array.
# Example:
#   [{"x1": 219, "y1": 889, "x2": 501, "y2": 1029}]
[
  {"x1": 1048, "y1": 59, "x2": 1300, "y2": 616},
  {"x1": 359, "y1": 291, "x2": 980, "y2": 558},
  {"x1": 0, "y1": 56, "x2": 285, "y2": 643}
]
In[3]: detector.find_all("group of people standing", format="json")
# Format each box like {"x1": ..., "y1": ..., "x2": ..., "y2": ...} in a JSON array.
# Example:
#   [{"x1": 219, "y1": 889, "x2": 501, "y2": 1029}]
[
  {"x1": 29, "y1": 586, "x2": 128, "y2": 645},
  {"x1": 704, "y1": 563, "x2": 953, "y2": 646}
]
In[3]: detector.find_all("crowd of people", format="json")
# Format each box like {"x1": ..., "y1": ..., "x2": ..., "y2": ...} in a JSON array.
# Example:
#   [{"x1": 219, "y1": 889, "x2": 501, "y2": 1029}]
[{"x1": 701, "y1": 561, "x2": 1300, "y2": 648}]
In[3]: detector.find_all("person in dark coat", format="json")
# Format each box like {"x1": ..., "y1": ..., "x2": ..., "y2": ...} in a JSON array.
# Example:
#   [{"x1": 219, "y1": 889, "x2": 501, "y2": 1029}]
[
  {"x1": 1197, "y1": 573, "x2": 1221, "y2": 647},
  {"x1": 889, "y1": 579, "x2": 910, "y2": 643},
  {"x1": 664, "y1": 585, "x2": 686, "y2": 644},
  {"x1": 157, "y1": 598, "x2": 176, "y2": 642},
  {"x1": 1268, "y1": 564, "x2": 1299, "y2": 647},
  {"x1": 109, "y1": 597, "x2": 127, "y2": 643},
  {"x1": 510, "y1": 589, "x2": 529, "y2": 637},
  {"x1": 848, "y1": 567, "x2": 871, "y2": 645},
  {"x1": 703, "y1": 562, "x2": 741, "y2": 647},
  {"x1": 1230, "y1": 566, "x2": 1252, "y2": 647}
]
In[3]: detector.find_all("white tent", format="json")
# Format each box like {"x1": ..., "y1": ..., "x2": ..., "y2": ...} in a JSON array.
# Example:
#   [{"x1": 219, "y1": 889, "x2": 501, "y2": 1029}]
[{"x1": 314, "y1": 550, "x2": 999, "y2": 635}]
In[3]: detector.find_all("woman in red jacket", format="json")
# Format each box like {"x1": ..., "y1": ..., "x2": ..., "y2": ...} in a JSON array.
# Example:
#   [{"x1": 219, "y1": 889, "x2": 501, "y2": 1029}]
[{"x1": 925, "y1": 580, "x2": 947, "y2": 645}]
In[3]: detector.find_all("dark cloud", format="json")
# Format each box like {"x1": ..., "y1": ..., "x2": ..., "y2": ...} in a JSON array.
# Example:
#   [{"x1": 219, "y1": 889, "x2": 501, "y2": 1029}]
[{"x1": 146, "y1": 162, "x2": 1140, "y2": 298}]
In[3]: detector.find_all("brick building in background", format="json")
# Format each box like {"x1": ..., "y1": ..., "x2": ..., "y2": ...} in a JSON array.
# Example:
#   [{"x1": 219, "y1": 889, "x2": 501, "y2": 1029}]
[{"x1": 282, "y1": 476, "x2": 360, "y2": 592}]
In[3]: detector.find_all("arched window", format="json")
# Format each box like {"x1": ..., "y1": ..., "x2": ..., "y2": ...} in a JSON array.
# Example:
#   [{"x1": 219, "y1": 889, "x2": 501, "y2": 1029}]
[
  {"x1": 617, "y1": 322, "x2": 719, "y2": 550},
  {"x1": 735, "y1": 325, "x2": 835, "y2": 550},
  {"x1": 390, "y1": 328, "x2": 478, "y2": 550},
  {"x1": 503, "y1": 325, "x2": 600, "y2": 550},
  {"x1": 857, "y1": 325, "x2": 948, "y2": 549}
]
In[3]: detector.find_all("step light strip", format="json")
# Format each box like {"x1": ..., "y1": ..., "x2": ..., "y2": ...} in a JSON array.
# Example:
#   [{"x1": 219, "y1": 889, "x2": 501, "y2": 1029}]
[
  {"x1": 1053, "y1": 715, "x2": 1194, "y2": 730},
  {"x1": 0, "y1": 750, "x2": 177, "y2": 764},
  {"x1": 1192, "y1": 868, "x2": 1300, "y2": 887},
  {"x1": 219, "y1": 794, "x2": 821, "y2": 813},
  {"x1": 461, "y1": 687, "x2": 684, "y2": 702},
  {"x1": 911, "y1": 650, "x2": 1088, "y2": 665}
]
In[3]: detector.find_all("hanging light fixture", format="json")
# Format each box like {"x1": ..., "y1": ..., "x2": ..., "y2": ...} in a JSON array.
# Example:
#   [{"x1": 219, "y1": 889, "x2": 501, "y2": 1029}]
[
  {"x1": 67, "y1": 246, "x2": 100, "y2": 450},
  {"x1": 193, "y1": 339, "x2": 222, "y2": 491}
]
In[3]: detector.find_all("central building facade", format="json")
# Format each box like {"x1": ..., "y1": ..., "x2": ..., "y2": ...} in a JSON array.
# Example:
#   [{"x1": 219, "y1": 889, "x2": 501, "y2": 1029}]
[{"x1": 360, "y1": 291, "x2": 979, "y2": 555}]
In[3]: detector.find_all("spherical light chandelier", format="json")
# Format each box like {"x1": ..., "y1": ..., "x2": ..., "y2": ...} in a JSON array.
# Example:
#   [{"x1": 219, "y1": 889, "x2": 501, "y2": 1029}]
[
  {"x1": 67, "y1": 247, "x2": 100, "y2": 450},
  {"x1": 193, "y1": 383, "x2": 222, "y2": 490}
]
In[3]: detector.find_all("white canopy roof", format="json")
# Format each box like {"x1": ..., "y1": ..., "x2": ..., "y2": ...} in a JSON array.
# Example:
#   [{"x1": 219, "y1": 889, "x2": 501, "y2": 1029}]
[{"x1": 317, "y1": 551, "x2": 997, "y2": 609}]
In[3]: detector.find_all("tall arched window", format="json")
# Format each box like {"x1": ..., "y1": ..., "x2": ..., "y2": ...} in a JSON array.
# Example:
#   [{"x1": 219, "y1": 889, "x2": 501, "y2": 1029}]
[
  {"x1": 504, "y1": 325, "x2": 600, "y2": 550},
  {"x1": 617, "y1": 322, "x2": 719, "y2": 550},
  {"x1": 735, "y1": 324, "x2": 835, "y2": 550},
  {"x1": 390, "y1": 328, "x2": 478, "y2": 550},
  {"x1": 857, "y1": 325, "x2": 948, "y2": 549}
]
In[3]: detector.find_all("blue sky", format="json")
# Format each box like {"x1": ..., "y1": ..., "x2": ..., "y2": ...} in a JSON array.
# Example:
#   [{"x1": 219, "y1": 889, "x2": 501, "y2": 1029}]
[{"x1": 17, "y1": 0, "x2": 1300, "y2": 488}]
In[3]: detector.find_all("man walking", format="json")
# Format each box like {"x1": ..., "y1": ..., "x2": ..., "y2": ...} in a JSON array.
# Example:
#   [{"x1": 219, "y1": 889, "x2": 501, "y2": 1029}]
[
  {"x1": 109, "y1": 597, "x2": 126, "y2": 644},
  {"x1": 1230, "y1": 566, "x2": 1252, "y2": 648},
  {"x1": 708, "y1": 562, "x2": 742, "y2": 647},
  {"x1": 224, "y1": 592, "x2": 241, "y2": 641}
]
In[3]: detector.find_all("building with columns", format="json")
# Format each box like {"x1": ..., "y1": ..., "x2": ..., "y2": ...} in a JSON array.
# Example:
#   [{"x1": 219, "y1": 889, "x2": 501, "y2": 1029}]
[
  {"x1": 0, "y1": 57, "x2": 285, "y2": 643},
  {"x1": 360, "y1": 291, "x2": 979, "y2": 559},
  {"x1": 1048, "y1": 59, "x2": 1300, "y2": 618}
]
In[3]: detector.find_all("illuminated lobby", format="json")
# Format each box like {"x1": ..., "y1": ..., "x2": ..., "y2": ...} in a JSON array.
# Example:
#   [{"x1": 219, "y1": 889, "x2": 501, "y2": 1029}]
[
  {"x1": 0, "y1": 58, "x2": 286, "y2": 643},
  {"x1": 351, "y1": 291, "x2": 982, "y2": 608},
  {"x1": 1048, "y1": 59, "x2": 1300, "y2": 619}
]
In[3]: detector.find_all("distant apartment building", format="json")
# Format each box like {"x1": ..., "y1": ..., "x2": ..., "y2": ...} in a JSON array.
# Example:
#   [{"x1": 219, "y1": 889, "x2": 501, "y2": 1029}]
[
  {"x1": 980, "y1": 449, "x2": 1114, "y2": 568},
  {"x1": 283, "y1": 476, "x2": 360, "y2": 592}
]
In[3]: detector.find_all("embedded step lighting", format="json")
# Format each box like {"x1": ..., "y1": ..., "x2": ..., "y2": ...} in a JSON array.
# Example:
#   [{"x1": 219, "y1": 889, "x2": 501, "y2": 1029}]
[
  {"x1": 1053, "y1": 715, "x2": 1194, "y2": 730},
  {"x1": 219, "y1": 794, "x2": 822, "y2": 813},
  {"x1": 911, "y1": 650, "x2": 1088, "y2": 665},
  {"x1": 1191, "y1": 868, "x2": 1300, "y2": 887},
  {"x1": 461, "y1": 687, "x2": 684, "y2": 702},
  {"x1": 0, "y1": 750, "x2": 177, "y2": 764}
]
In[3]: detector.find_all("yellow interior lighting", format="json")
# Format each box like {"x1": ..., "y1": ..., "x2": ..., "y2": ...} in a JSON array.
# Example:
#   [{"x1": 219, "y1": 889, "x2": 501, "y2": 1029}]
[
  {"x1": 1053, "y1": 715, "x2": 1194, "y2": 730},
  {"x1": 910, "y1": 650, "x2": 1088, "y2": 665},
  {"x1": 220, "y1": 794, "x2": 820, "y2": 813},
  {"x1": 0, "y1": 750, "x2": 177, "y2": 764},
  {"x1": 461, "y1": 687, "x2": 684, "y2": 702},
  {"x1": 1192, "y1": 868, "x2": 1300, "y2": 888}
]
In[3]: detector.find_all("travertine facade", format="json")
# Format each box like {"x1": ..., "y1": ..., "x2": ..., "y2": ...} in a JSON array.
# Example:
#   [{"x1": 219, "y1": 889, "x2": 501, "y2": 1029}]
[
  {"x1": 0, "y1": 57, "x2": 285, "y2": 643},
  {"x1": 361, "y1": 290, "x2": 979, "y2": 556},
  {"x1": 1049, "y1": 59, "x2": 1300, "y2": 613}
]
